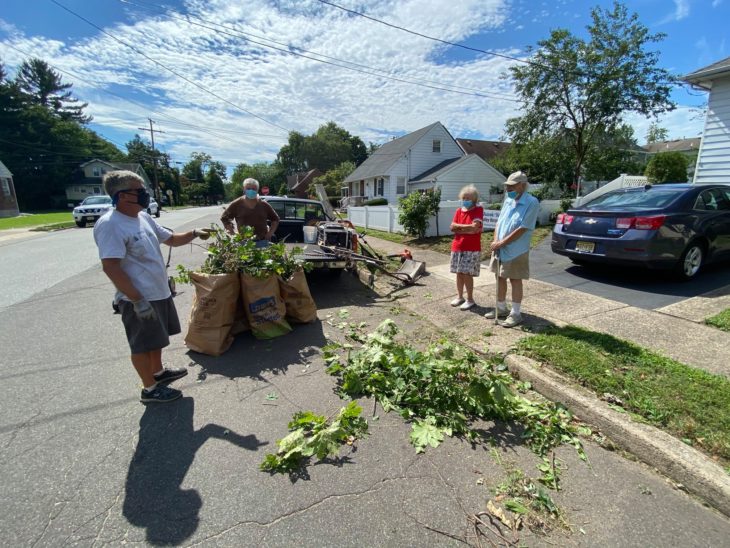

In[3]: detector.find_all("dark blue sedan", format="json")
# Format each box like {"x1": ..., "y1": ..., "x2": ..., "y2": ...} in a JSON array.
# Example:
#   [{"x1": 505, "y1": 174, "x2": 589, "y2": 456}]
[{"x1": 551, "y1": 184, "x2": 730, "y2": 280}]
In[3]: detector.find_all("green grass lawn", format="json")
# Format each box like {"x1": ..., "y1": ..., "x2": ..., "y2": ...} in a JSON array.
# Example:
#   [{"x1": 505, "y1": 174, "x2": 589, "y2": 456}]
[
  {"x1": 516, "y1": 326, "x2": 730, "y2": 465},
  {"x1": 361, "y1": 226, "x2": 553, "y2": 260},
  {"x1": 705, "y1": 309, "x2": 730, "y2": 332},
  {"x1": 0, "y1": 211, "x2": 72, "y2": 230}
]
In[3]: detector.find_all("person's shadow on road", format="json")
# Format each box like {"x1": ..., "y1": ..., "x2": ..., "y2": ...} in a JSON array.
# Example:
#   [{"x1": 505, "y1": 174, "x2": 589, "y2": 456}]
[{"x1": 122, "y1": 397, "x2": 266, "y2": 546}]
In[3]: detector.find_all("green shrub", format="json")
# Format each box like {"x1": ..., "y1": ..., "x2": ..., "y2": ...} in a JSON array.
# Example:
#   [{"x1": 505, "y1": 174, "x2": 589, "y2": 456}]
[
  {"x1": 644, "y1": 152, "x2": 689, "y2": 183},
  {"x1": 365, "y1": 197, "x2": 388, "y2": 206},
  {"x1": 560, "y1": 197, "x2": 573, "y2": 212},
  {"x1": 398, "y1": 189, "x2": 441, "y2": 238},
  {"x1": 486, "y1": 202, "x2": 502, "y2": 210}
]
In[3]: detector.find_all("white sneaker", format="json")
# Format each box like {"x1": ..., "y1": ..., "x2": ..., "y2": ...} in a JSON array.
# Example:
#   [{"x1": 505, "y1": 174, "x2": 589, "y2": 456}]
[
  {"x1": 450, "y1": 297, "x2": 465, "y2": 307},
  {"x1": 484, "y1": 307, "x2": 509, "y2": 319},
  {"x1": 501, "y1": 313, "x2": 523, "y2": 328},
  {"x1": 459, "y1": 300, "x2": 476, "y2": 311}
]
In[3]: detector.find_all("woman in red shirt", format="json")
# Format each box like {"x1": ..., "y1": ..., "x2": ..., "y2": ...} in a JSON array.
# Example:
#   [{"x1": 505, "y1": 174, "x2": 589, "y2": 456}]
[{"x1": 449, "y1": 185, "x2": 483, "y2": 310}]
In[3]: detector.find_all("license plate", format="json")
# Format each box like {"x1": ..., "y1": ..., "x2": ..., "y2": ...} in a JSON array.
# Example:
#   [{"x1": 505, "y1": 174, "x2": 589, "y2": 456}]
[
  {"x1": 575, "y1": 241, "x2": 595, "y2": 253},
  {"x1": 86, "y1": 216, "x2": 96, "y2": 222}
]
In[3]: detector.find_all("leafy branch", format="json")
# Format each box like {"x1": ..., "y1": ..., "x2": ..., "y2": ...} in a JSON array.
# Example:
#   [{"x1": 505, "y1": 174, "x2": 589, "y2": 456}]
[
  {"x1": 260, "y1": 402, "x2": 369, "y2": 473},
  {"x1": 324, "y1": 319, "x2": 586, "y2": 484}
]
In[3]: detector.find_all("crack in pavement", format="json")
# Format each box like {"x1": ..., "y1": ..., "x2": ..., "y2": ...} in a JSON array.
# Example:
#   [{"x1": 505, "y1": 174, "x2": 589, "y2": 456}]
[{"x1": 187, "y1": 470, "x2": 436, "y2": 546}]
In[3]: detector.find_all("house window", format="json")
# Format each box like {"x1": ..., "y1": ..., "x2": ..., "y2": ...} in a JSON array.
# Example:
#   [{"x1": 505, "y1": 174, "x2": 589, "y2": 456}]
[
  {"x1": 432, "y1": 140, "x2": 441, "y2": 153},
  {"x1": 93, "y1": 167, "x2": 101, "y2": 177},
  {"x1": 93, "y1": 187, "x2": 101, "y2": 194},
  {"x1": 376, "y1": 178, "x2": 384, "y2": 196},
  {"x1": 1, "y1": 178, "x2": 10, "y2": 196},
  {"x1": 396, "y1": 176, "x2": 406, "y2": 195}
]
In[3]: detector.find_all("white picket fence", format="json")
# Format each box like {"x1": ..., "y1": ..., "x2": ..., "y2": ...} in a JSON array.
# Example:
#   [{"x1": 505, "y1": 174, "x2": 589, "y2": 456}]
[{"x1": 347, "y1": 199, "x2": 562, "y2": 237}]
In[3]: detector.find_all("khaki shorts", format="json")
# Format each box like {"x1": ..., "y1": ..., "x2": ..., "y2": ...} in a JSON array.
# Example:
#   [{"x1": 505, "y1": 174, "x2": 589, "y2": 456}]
[{"x1": 489, "y1": 252, "x2": 530, "y2": 280}]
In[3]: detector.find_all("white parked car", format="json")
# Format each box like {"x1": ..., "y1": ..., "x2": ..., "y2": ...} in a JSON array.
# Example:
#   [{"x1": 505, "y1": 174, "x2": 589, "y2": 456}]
[
  {"x1": 72, "y1": 195, "x2": 113, "y2": 227},
  {"x1": 147, "y1": 198, "x2": 160, "y2": 218}
]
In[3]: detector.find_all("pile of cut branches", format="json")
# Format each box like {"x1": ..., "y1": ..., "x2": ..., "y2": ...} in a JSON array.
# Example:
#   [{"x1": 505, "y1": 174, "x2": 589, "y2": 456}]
[
  {"x1": 176, "y1": 225, "x2": 309, "y2": 281},
  {"x1": 323, "y1": 319, "x2": 586, "y2": 484}
]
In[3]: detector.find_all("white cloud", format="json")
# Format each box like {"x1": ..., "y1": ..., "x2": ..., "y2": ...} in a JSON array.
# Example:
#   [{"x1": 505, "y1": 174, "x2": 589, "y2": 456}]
[
  {"x1": 712, "y1": 0, "x2": 723, "y2": 8},
  {"x1": 657, "y1": 0, "x2": 690, "y2": 25},
  {"x1": 1, "y1": 0, "x2": 520, "y2": 167},
  {"x1": 625, "y1": 106, "x2": 706, "y2": 145}
]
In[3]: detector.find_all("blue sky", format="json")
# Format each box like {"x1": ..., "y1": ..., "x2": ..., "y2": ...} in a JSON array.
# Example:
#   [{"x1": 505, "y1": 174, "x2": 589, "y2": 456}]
[{"x1": 1, "y1": 0, "x2": 728, "y2": 172}]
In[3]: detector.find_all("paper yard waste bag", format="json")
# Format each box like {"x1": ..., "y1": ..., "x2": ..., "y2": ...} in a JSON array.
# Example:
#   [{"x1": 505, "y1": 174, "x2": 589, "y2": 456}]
[
  {"x1": 240, "y1": 273, "x2": 292, "y2": 340},
  {"x1": 278, "y1": 268, "x2": 317, "y2": 323},
  {"x1": 230, "y1": 294, "x2": 250, "y2": 335},
  {"x1": 184, "y1": 272, "x2": 239, "y2": 356}
]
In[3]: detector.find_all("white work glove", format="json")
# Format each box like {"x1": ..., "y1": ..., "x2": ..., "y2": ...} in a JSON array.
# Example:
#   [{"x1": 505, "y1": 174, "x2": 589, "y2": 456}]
[
  {"x1": 193, "y1": 228, "x2": 215, "y2": 240},
  {"x1": 132, "y1": 299, "x2": 157, "y2": 321}
]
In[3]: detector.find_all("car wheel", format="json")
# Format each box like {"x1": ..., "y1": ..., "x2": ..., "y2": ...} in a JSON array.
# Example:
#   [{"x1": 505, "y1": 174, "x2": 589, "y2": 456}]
[
  {"x1": 676, "y1": 242, "x2": 704, "y2": 281},
  {"x1": 75, "y1": 220, "x2": 86, "y2": 228}
]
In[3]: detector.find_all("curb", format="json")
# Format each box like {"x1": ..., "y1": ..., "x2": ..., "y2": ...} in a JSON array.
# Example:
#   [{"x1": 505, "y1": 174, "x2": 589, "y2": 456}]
[{"x1": 505, "y1": 354, "x2": 730, "y2": 518}]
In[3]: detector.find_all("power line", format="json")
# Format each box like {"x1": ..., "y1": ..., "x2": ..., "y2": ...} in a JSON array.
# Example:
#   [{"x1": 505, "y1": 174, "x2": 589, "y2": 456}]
[
  {"x1": 120, "y1": 0, "x2": 520, "y2": 102},
  {"x1": 1, "y1": 42, "x2": 251, "y2": 149},
  {"x1": 49, "y1": 0, "x2": 292, "y2": 133},
  {"x1": 315, "y1": 0, "x2": 540, "y2": 68}
]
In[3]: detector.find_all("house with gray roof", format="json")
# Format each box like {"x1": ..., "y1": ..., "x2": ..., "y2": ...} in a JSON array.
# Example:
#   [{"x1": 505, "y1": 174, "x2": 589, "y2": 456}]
[
  {"x1": 66, "y1": 159, "x2": 152, "y2": 205},
  {"x1": 683, "y1": 56, "x2": 730, "y2": 184},
  {"x1": 342, "y1": 122, "x2": 504, "y2": 205},
  {"x1": 0, "y1": 160, "x2": 20, "y2": 218}
]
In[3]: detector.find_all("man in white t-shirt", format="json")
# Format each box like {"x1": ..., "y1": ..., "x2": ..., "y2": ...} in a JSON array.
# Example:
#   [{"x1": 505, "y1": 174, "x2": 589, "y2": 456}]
[{"x1": 94, "y1": 171, "x2": 213, "y2": 403}]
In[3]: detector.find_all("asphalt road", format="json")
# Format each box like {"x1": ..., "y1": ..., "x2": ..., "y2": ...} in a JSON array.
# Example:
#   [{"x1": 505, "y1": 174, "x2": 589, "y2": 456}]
[
  {"x1": 1, "y1": 211, "x2": 729, "y2": 545},
  {"x1": 0, "y1": 206, "x2": 223, "y2": 311},
  {"x1": 530, "y1": 235, "x2": 730, "y2": 310}
]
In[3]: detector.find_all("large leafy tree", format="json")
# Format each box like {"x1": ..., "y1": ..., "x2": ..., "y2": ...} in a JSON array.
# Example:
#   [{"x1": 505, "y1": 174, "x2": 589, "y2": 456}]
[
  {"x1": 645, "y1": 122, "x2": 669, "y2": 143},
  {"x1": 229, "y1": 161, "x2": 285, "y2": 199},
  {"x1": 506, "y1": 2, "x2": 674, "y2": 190},
  {"x1": 15, "y1": 58, "x2": 91, "y2": 123},
  {"x1": 313, "y1": 161, "x2": 356, "y2": 197},
  {"x1": 644, "y1": 152, "x2": 688, "y2": 183},
  {"x1": 276, "y1": 122, "x2": 367, "y2": 175},
  {"x1": 1, "y1": 57, "x2": 124, "y2": 209}
]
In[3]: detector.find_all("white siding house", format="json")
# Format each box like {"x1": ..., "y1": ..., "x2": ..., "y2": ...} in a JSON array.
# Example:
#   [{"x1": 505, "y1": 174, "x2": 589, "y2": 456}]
[
  {"x1": 343, "y1": 122, "x2": 501, "y2": 205},
  {"x1": 66, "y1": 160, "x2": 153, "y2": 205},
  {"x1": 683, "y1": 56, "x2": 730, "y2": 184},
  {"x1": 408, "y1": 154, "x2": 506, "y2": 200}
]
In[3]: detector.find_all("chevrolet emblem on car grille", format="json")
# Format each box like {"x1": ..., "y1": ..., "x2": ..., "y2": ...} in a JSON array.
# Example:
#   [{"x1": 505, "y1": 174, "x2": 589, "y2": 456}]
[{"x1": 585, "y1": 218, "x2": 597, "y2": 224}]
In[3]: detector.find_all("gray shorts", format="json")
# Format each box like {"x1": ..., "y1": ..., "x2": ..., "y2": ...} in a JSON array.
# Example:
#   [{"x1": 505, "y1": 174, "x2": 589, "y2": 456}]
[
  {"x1": 449, "y1": 251, "x2": 482, "y2": 277},
  {"x1": 489, "y1": 252, "x2": 530, "y2": 279},
  {"x1": 119, "y1": 297, "x2": 181, "y2": 354}
]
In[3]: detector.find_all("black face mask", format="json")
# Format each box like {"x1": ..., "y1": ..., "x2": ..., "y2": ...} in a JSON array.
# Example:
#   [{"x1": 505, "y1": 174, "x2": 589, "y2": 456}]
[{"x1": 118, "y1": 188, "x2": 150, "y2": 209}]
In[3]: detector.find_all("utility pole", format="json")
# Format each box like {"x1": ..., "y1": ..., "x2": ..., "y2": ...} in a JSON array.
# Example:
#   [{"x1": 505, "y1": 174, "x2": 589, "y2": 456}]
[{"x1": 137, "y1": 118, "x2": 166, "y2": 201}]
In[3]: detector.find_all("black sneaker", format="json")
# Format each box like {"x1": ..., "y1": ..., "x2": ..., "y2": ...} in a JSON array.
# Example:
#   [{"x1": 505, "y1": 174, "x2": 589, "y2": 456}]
[
  {"x1": 140, "y1": 385, "x2": 182, "y2": 403},
  {"x1": 153, "y1": 367, "x2": 188, "y2": 385}
]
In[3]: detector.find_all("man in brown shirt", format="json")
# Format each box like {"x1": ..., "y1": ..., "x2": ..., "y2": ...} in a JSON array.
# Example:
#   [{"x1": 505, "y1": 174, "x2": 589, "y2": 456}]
[{"x1": 221, "y1": 178, "x2": 280, "y2": 241}]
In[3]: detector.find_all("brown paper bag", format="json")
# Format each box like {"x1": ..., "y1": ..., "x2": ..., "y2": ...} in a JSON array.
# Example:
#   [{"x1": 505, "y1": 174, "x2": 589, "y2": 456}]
[
  {"x1": 184, "y1": 272, "x2": 240, "y2": 356},
  {"x1": 278, "y1": 269, "x2": 317, "y2": 323},
  {"x1": 230, "y1": 295, "x2": 250, "y2": 335},
  {"x1": 240, "y1": 273, "x2": 292, "y2": 339}
]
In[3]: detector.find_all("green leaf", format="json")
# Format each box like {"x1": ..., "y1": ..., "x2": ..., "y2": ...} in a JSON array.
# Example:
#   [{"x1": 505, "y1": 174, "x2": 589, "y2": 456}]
[
  {"x1": 410, "y1": 418, "x2": 445, "y2": 453},
  {"x1": 504, "y1": 499, "x2": 529, "y2": 515}
]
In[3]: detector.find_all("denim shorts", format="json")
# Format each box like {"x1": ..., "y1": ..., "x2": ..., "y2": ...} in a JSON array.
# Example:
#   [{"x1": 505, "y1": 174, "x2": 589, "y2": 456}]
[{"x1": 119, "y1": 296, "x2": 181, "y2": 354}]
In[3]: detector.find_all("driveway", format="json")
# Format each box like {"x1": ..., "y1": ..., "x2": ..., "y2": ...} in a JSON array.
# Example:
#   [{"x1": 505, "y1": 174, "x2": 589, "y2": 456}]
[{"x1": 529, "y1": 237, "x2": 730, "y2": 310}]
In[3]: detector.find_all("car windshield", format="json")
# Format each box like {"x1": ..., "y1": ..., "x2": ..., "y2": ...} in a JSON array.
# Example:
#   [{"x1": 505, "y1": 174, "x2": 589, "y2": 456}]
[
  {"x1": 81, "y1": 196, "x2": 112, "y2": 205},
  {"x1": 584, "y1": 189, "x2": 681, "y2": 210}
]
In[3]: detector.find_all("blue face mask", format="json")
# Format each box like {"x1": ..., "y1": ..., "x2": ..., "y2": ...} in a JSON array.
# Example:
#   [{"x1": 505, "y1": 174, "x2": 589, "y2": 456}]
[
  {"x1": 244, "y1": 189, "x2": 258, "y2": 199},
  {"x1": 506, "y1": 190, "x2": 518, "y2": 199},
  {"x1": 462, "y1": 200, "x2": 473, "y2": 208}
]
